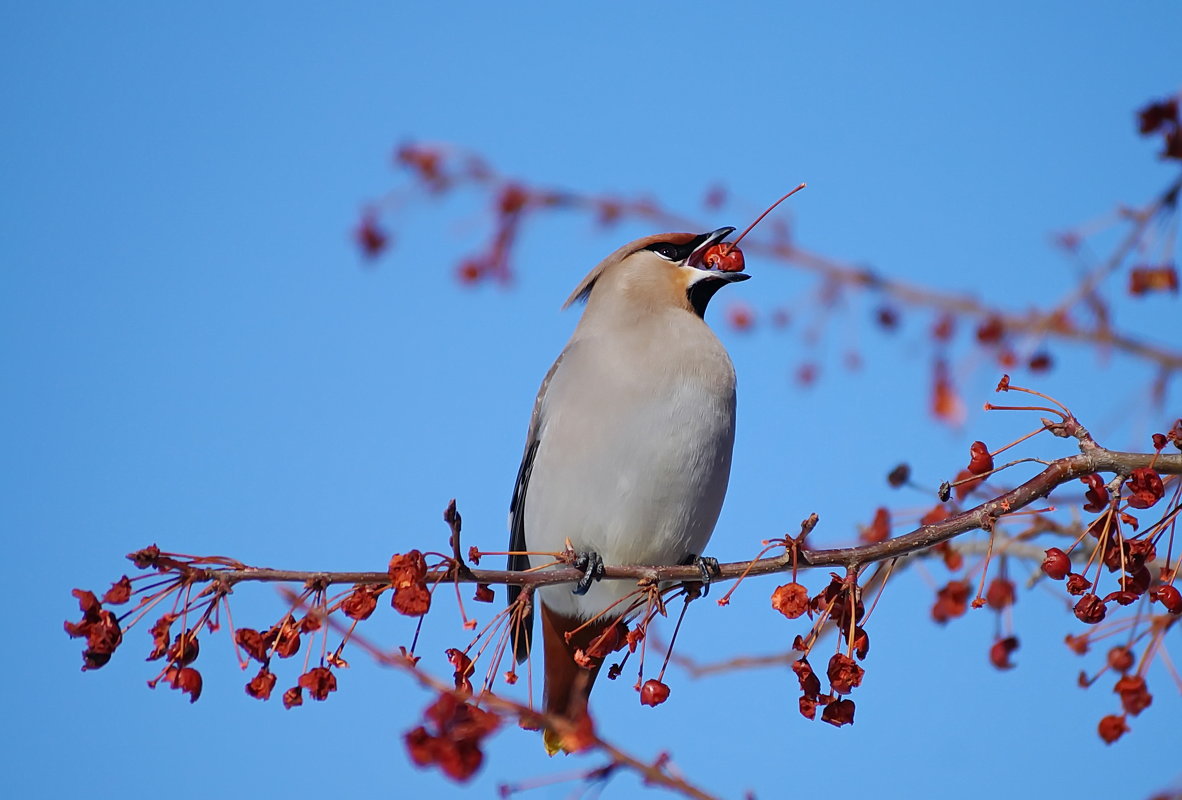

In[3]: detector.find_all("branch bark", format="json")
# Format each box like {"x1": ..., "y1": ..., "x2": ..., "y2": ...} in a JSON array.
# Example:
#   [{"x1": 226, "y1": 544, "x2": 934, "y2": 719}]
[{"x1": 185, "y1": 448, "x2": 1181, "y2": 591}]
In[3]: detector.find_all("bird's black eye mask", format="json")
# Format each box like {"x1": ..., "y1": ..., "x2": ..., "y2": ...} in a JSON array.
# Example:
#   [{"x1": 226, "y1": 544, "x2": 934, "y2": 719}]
[{"x1": 644, "y1": 233, "x2": 711, "y2": 263}]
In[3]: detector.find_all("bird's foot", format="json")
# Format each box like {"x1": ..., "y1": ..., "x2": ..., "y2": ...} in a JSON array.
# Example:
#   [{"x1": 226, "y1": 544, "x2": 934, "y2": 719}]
[
  {"x1": 683, "y1": 554, "x2": 721, "y2": 596},
  {"x1": 572, "y1": 551, "x2": 605, "y2": 595}
]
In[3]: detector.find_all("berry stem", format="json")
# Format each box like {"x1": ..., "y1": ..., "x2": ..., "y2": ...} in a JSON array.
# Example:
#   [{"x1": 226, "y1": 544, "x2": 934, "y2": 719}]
[{"x1": 721, "y1": 183, "x2": 807, "y2": 256}]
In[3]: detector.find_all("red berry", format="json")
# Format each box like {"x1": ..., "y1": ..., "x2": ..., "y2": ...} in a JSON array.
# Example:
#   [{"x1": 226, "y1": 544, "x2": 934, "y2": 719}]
[
  {"x1": 639, "y1": 679, "x2": 671, "y2": 707},
  {"x1": 702, "y1": 243, "x2": 745, "y2": 272},
  {"x1": 1042, "y1": 548, "x2": 1071, "y2": 580},
  {"x1": 1153, "y1": 584, "x2": 1182, "y2": 614}
]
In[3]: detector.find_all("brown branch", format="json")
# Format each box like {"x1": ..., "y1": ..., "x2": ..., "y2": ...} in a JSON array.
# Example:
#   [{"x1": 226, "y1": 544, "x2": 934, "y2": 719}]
[
  {"x1": 382, "y1": 147, "x2": 1182, "y2": 374},
  {"x1": 182, "y1": 448, "x2": 1181, "y2": 591},
  {"x1": 770, "y1": 238, "x2": 1182, "y2": 372}
]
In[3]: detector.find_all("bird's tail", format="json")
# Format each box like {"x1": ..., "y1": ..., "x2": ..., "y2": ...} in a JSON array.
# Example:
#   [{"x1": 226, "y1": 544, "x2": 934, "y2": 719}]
[{"x1": 539, "y1": 603, "x2": 608, "y2": 755}]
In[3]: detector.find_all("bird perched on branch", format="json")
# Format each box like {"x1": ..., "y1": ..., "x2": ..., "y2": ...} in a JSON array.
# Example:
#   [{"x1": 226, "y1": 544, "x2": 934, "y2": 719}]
[{"x1": 506, "y1": 227, "x2": 747, "y2": 754}]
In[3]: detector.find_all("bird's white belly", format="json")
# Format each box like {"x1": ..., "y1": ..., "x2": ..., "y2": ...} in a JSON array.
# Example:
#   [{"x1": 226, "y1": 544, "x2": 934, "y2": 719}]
[{"x1": 524, "y1": 369, "x2": 734, "y2": 620}]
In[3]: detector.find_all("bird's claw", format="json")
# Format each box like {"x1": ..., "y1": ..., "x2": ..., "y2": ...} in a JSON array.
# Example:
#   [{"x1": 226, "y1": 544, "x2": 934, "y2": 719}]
[
  {"x1": 685, "y1": 554, "x2": 721, "y2": 596},
  {"x1": 572, "y1": 551, "x2": 605, "y2": 595}
]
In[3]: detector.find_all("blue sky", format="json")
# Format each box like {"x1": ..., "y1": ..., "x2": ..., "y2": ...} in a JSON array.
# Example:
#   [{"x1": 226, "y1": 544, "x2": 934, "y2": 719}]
[{"x1": 3, "y1": 3, "x2": 1180, "y2": 798}]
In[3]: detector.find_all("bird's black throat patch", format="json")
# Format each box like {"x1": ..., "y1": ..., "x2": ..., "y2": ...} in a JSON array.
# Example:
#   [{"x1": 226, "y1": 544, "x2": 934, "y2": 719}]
[{"x1": 686, "y1": 277, "x2": 726, "y2": 318}]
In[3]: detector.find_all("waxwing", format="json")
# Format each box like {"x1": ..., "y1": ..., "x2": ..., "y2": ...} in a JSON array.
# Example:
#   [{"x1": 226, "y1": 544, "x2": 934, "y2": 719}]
[{"x1": 507, "y1": 227, "x2": 747, "y2": 754}]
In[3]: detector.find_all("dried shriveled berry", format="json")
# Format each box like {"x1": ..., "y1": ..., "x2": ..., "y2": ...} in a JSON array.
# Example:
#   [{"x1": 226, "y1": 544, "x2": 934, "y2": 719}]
[
  {"x1": 1028, "y1": 352, "x2": 1053, "y2": 372},
  {"x1": 985, "y1": 577, "x2": 1016, "y2": 610},
  {"x1": 771, "y1": 582, "x2": 810, "y2": 619},
  {"x1": 852, "y1": 626, "x2": 870, "y2": 660},
  {"x1": 65, "y1": 590, "x2": 122, "y2": 668},
  {"x1": 821, "y1": 698, "x2": 855, "y2": 727},
  {"x1": 931, "y1": 358, "x2": 964, "y2": 424},
  {"x1": 393, "y1": 583, "x2": 432, "y2": 616},
  {"x1": 497, "y1": 183, "x2": 529, "y2": 214},
  {"x1": 1107, "y1": 646, "x2": 1134, "y2": 673},
  {"x1": 862, "y1": 507, "x2": 890, "y2": 543},
  {"x1": 299, "y1": 611, "x2": 323, "y2": 634},
  {"x1": 792, "y1": 658, "x2": 821, "y2": 697},
  {"x1": 166, "y1": 666, "x2": 203, "y2": 703},
  {"x1": 269, "y1": 622, "x2": 301, "y2": 658},
  {"x1": 1138, "y1": 98, "x2": 1179, "y2": 134},
  {"x1": 953, "y1": 468, "x2": 982, "y2": 500},
  {"x1": 585, "y1": 621, "x2": 628, "y2": 659},
  {"x1": 931, "y1": 580, "x2": 971, "y2": 623},
  {"x1": 1114, "y1": 675, "x2": 1152, "y2": 716},
  {"x1": 921, "y1": 504, "x2": 951, "y2": 527},
  {"x1": 1080, "y1": 474, "x2": 1110, "y2": 513},
  {"x1": 1101, "y1": 538, "x2": 1128, "y2": 573},
  {"x1": 127, "y1": 544, "x2": 162, "y2": 569},
  {"x1": 1127, "y1": 538, "x2": 1155, "y2": 566},
  {"x1": 989, "y1": 636, "x2": 1019, "y2": 670},
  {"x1": 1065, "y1": 572, "x2": 1092, "y2": 595},
  {"x1": 1073, "y1": 594, "x2": 1107, "y2": 624},
  {"x1": 147, "y1": 614, "x2": 177, "y2": 661},
  {"x1": 403, "y1": 692, "x2": 502, "y2": 780},
  {"x1": 167, "y1": 632, "x2": 200, "y2": 667},
  {"x1": 1121, "y1": 566, "x2": 1152, "y2": 596},
  {"x1": 235, "y1": 627, "x2": 270, "y2": 664},
  {"x1": 1103, "y1": 590, "x2": 1139, "y2": 606},
  {"x1": 1125, "y1": 468, "x2": 1164, "y2": 509},
  {"x1": 727, "y1": 302, "x2": 755, "y2": 332},
  {"x1": 1097, "y1": 714, "x2": 1129, "y2": 744},
  {"x1": 282, "y1": 686, "x2": 303, "y2": 709},
  {"x1": 1129, "y1": 265, "x2": 1179, "y2": 295},
  {"x1": 298, "y1": 666, "x2": 338, "y2": 701},
  {"x1": 976, "y1": 316, "x2": 1005, "y2": 344},
  {"x1": 826, "y1": 653, "x2": 864, "y2": 695},
  {"x1": 967, "y1": 441, "x2": 993, "y2": 475},
  {"x1": 390, "y1": 550, "x2": 432, "y2": 617},
  {"x1": 887, "y1": 463, "x2": 910, "y2": 487},
  {"x1": 355, "y1": 213, "x2": 389, "y2": 259},
  {"x1": 447, "y1": 648, "x2": 476, "y2": 693},
  {"x1": 246, "y1": 666, "x2": 277, "y2": 701},
  {"x1": 874, "y1": 305, "x2": 899, "y2": 330},
  {"x1": 102, "y1": 576, "x2": 133, "y2": 605},
  {"x1": 342, "y1": 586, "x2": 379, "y2": 620},
  {"x1": 935, "y1": 542, "x2": 963, "y2": 571},
  {"x1": 1168, "y1": 419, "x2": 1182, "y2": 451},
  {"x1": 932, "y1": 313, "x2": 955, "y2": 342}
]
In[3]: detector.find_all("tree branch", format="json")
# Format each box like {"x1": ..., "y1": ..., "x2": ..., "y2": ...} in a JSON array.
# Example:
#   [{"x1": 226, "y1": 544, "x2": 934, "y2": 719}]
[{"x1": 179, "y1": 448, "x2": 1180, "y2": 591}]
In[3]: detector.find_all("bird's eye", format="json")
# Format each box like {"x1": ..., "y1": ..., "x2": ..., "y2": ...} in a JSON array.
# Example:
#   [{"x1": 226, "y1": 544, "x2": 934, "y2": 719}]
[{"x1": 648, "y1": 243, "x2": 680, "y2": 260}]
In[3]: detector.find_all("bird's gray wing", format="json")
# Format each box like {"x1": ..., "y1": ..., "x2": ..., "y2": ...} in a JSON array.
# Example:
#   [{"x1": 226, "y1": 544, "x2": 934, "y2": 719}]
[{"x1": 507, "y1": 349, "x2": 566, "y2": 663}]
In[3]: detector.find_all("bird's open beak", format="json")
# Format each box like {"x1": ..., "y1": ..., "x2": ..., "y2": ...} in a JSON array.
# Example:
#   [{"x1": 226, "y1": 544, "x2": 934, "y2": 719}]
[{"x1": 685, "y1": 227, "x2": 750, "y2": 281}]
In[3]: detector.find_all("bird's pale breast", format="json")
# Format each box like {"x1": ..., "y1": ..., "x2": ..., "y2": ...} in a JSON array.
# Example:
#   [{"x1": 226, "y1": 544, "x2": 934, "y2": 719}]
[{"x1": 524, "y1": 318, "x2": 736, "y2": 620}]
